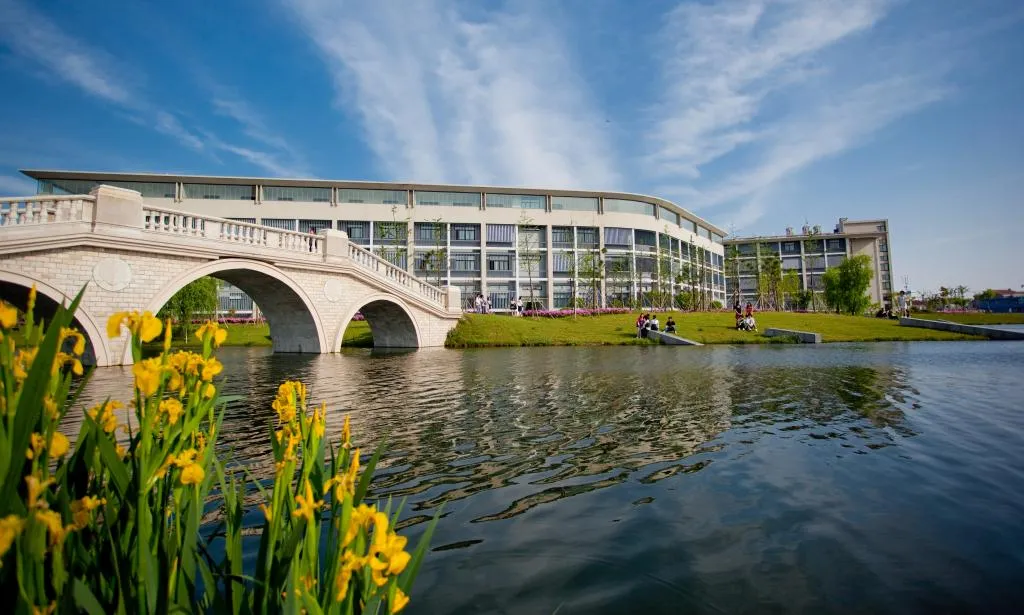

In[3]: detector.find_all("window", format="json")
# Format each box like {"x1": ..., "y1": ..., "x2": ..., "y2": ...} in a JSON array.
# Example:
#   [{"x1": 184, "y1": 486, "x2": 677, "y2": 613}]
[
  {"x1": 604, "y1": 199, "x2": 655, "y2": 216},
  {"x1": 711, "y1": 233, "x2": 724, "y2": 244},
  {"x1": 416, "y1": 191, "x2": 481, "y2": 207},
  {"x1": 577, "y1": 227, "x2": 599, "y2": 248},
  {"x1": 881, "y1": 263, "x2": 889, "y2": 271},
  {"x1": 375, "y1": 248, "x2": 407, "y2": 269},
  {"x1": 759, "y1": 242, "x2": 780, "y2": 256},
  {"x1": 735, "y1": 243, "x2": 757, "y2": 256},
  {"x1": 804, "y1": 239, "x2": 824, "y2": 253},
  {"x1": 226, "y1": 217, "x2": 256, "y2": 224},
  {"x1": 604, "y1": 227, "x2": 632, "y2": 247},
  {"x1": 487, "y1": 224, "x2": 515, "y2": 244},
  {"x1": 877, "y1": 223, "x2": 887, "y2": 232},
  {"x1": 552, "y1": 227, "x2": 573, "y2": 247},
  {"x1": 264, "y1": 186, "x2": 332, "y2": 202},
  {"x1": 782, "y1": 257, "x2": 801, "y2": 270},
  {"x1": 518, "y1": 254, "x2": 546, "y2": 277},
  {"x1": 781, "y1": 241, "x2": 800, "y2": 255},
  {"x1": 449, "y1": 252, "x2": 480, "y2": 273},
  {"x1": 826, "y1": 238, "x2": 846, "y2": 252},
  {"x1": 338, "y1": 189, "x2": 406, "y2": 205},
  {"x1": 806, "y1": 256, "x2": 826, "y2": 270},
  {"x1": 826, "y1": 254, "x2": 846, "y2": 268},
  {"x1": 880, "y1": 241, "x2": 888, "y2": 253},
  {"x1": 551, "y1": 196, "x2": 597, "y2": 211},
  {"x1": 298, "y1": 219, "x2": 331, "y2": 233},
  {"x1": 451, "y1": 224, "x2": 479, "y2": 242},
  {"x1": 659, "y1": 207, "x2": 680, "y2": 226},
  {"x1": 183, "y1": 183, "x2": 254, "y2": 200},
  {"x1": 261, "y1": 218, "x2": 296, "y2": 231},
  {"x1": 486, "y1": 193, "x2": 545, "y2": 210},
  {"x1": 518, "y1": 226, "x2": 546, "y2": 248},
  {"x1": 553, "y1": 252, "x2": 574, "y2": 273},
  {"x1": 339, "y1": 221, "x2": 370, "y2": 241},
  {"x1": 487, "y1": 253, "x2": 512, "y2": 272},
  {"x1": 636, "y1": 256, "x2": 656, "y2": 274},
  {"x1": 374, "y1": 221, "x2": 407, "y2": 243},
  {"x1": 414, "y1": 222, "x2": 447, "y2": 243},
  {"x1": 553, "y1": 283, "x2": 574, "y2": 308},
  {"x1": 635, "y1": 229, "x2": 657, "y2": 248}
]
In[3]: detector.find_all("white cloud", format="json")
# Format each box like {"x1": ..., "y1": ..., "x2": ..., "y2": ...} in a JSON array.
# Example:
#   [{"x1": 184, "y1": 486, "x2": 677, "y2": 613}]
[
  {"x1": 211, "y1": 97, "x2": 310, "y2": 176},
  {"x1": 647, "y1": 0, "x2": 947, "y2": 228},
  {"x1": 283, "y1": 0, "x2": 618, "y2": 189},
  {"x1": 0, "y1": 0, "x2": 307, "y2": 177},
  {"x1": 154, "y1": 112, "x2": 206, "y2": 152},
  {"x1": 0, "y1": 0, "x2": 133, "y2": 106}
]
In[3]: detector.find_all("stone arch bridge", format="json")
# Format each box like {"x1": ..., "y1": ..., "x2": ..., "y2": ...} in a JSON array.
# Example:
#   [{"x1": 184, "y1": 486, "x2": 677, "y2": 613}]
[{"x1": 0, "y1": 185, "x2": 462, "y2": 366}]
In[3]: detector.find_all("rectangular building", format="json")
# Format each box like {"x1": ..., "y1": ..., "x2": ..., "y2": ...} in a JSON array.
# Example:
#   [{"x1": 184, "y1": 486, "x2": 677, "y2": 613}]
[{"x1": 724, "y1": 218, "x2": 894, "y2": 309}]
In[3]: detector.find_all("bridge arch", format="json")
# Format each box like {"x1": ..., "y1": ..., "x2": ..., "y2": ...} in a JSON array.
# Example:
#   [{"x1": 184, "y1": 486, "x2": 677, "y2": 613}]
[
  {"x1": 334, "y1": 293, "x2": 421, "y2": 351},
  {"x1": 134, "y1": 259, "x2": 327, "y2": 363},
  {"x1": 0, "y1": 269, "x2": 111, "y2": 367}
]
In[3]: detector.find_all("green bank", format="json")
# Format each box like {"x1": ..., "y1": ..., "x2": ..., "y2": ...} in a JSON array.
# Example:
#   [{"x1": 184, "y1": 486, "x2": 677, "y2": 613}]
[
  {"x1": 445, "y1": 312, "x2": 983, "y2": 346},
  {"x1": 155, "y1": 313, "x2": 986, "y2": 351},
  {"x1": 911, "y1": 312, "x2": 1024, "y2": 325}
]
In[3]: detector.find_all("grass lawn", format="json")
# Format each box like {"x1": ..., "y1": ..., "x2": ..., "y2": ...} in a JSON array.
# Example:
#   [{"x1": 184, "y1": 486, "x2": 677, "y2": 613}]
[
  {"x1": 151, "y1": 321, "x2": 375, "y2": 350},
  {"x1": 911, "y1": 312, "x2": 1024, "y2": 325},
  {"x1": 445, "y1": 312, "x2": 984, "y2": 347}
]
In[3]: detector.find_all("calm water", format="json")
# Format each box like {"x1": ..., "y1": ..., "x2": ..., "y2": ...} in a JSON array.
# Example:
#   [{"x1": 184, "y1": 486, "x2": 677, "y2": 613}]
[{"x1": 74, "y1": 342, "x2": 1024, "y2": 614}]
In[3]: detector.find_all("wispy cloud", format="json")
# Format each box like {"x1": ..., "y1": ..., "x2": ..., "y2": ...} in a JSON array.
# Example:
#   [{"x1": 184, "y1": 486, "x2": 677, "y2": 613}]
[
  {"x1": 283, "y1": 0, "x2": 618, "y2": 189},
  {"x1": 210, "y1": 97, "x2": 310, "y2": 176},
  {"x1": 647, "y1": 0, "x2": 947, "y2": 228},
  {"x1": 0, "y1": 0, "x2": 133, "y2": 106},
  {"x1": 0, "y1": 0, "x2": 306, "y2": 177}
]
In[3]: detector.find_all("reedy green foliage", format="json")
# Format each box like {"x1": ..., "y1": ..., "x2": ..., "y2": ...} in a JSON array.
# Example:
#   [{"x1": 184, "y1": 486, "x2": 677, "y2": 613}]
[
  {"x1": 822, "y1": 254, "x2": 874, "y2": 315},
  {"x1": 0, "y1": 288, "x2": 435, "y2": 614}
]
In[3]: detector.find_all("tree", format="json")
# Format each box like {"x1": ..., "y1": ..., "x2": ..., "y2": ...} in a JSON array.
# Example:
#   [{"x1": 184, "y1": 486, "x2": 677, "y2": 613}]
[
  {"x1": 724, "y1": 245, "x2": 742, "y2": 308},
  {"x1": 160, "y1": 276, "x2": 219, "y2": 341},
  {"x1": 758, "y1": 248, "x2": 782, "y2": 310},
  {"x1": 821, "y1": 254, "x2": 873, "y2": 315},
  {"x1": 781, "y1": 269, "x2": 801, "y2": 310},
  {"x1": 419, "y1": 218, "x2": 447, "y2": 288},
  {"x1": 974, "y1": 289, "x2": 997, "y2": 301},
  {"x1": 517, "y1": 213, "x2": 543, "y2": 312}
]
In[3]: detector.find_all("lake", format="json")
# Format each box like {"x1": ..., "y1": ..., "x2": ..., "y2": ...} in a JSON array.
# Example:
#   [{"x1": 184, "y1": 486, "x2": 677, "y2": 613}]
[{"x1": 73, "y1": 341, "x2": 1024, "y2": 614}]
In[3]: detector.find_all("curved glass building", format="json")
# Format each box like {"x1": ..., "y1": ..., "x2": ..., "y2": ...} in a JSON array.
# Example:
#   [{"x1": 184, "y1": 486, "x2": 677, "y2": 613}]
[{"x1": 23, "y1": 170, "x2": 727, "y2": 311}]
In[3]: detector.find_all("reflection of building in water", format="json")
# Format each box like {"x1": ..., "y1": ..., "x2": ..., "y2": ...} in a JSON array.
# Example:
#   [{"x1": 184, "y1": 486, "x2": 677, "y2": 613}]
[{"x1": 61, "y1": 347, "x2": 915, "y2": 526}]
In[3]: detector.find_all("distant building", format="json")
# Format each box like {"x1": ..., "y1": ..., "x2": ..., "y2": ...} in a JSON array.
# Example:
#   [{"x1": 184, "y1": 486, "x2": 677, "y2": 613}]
[
  {"x1": 22, "y1": 170, "x2": 728, "y2": 310},
  {"x1": 724, "y1": 218, "x2": 894, "y2": 309},
  {"x1": 991, "y1": 289, "x2": 1024, "y2": 298}
]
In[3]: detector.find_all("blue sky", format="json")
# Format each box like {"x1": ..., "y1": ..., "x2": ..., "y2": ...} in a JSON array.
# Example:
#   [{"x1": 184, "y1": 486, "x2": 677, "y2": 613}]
[{"x1": 1, "y1": 0, "x2": 1021, "y2": 293}]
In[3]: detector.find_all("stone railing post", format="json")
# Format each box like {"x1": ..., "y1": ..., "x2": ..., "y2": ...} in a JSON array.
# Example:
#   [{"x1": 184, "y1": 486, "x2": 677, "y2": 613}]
[
  {"x1": 321, "y1": 229, "x2": 349, "y2": 261},
  {"x1": 90, "y1": 185, "x2": 144, "y2": 228},
  {"x1": 445, "y1": 286, "x2": 462, "y2": 312}
]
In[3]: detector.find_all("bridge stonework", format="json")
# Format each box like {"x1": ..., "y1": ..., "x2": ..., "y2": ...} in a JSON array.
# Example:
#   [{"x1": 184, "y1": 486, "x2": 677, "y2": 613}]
[{"x1": 0, "y1": 185, "x2": 462, "y2": 366}]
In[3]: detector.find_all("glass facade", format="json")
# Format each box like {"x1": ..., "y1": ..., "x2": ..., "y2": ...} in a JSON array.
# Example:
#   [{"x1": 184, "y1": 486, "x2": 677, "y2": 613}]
[
  {"x1": 486, "y1": 193, "x2": 545, "y2": 210},
  {"x1": 39, "y1": 179, "x2": 176, "y2": 198},
  {"x1": 415, "y1": 191, "x2": 480, "y2": 208},
  {"x1": 184, "y1": 184, "x2": 254, "y2": 200},
  {"x1": 265, "y1": 186, "x2": 331, "y2": 202},
  {"x1": 338, "y1": 189, "x2": 406, "y2": 205},
  {"x1": 551, "y1": 196, "x2": 598, "y2": 212},
  {"x1": 604, "y1": 199, "x2": 655, "y2": 217}
]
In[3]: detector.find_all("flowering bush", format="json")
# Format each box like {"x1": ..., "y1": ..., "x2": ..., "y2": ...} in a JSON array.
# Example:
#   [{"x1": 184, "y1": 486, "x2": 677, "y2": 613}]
[
  {"x1": 0, "y1": 288, "x2": 433, "y2": 613},
  {"x1": 519, "y1": 307, "x2": 633, "y2": 318}
]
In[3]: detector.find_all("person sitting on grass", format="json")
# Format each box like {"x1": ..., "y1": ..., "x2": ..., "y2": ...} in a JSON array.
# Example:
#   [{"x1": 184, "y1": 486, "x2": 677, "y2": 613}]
[
  {"x1": 665, "y1": 316, "x2": 677, "y2": 334},
  {"x1": 649, "y1": 315, "x2": 660, "y2": 332}
]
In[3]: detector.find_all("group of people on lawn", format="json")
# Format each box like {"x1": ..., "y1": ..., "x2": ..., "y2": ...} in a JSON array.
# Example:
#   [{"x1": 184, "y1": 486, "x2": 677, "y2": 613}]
[
  {"x1": 636, "y1": 313, "x2": 677, "y2": 338},
  {"x1": 735, "y1": 302, "x2": 758, "y2": 331}
]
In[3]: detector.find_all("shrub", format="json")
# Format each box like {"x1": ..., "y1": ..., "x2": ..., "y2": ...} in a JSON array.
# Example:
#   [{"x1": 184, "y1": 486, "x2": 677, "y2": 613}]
[{"x1": 0, "y1": 288, "x2": 433, "y2": 613}]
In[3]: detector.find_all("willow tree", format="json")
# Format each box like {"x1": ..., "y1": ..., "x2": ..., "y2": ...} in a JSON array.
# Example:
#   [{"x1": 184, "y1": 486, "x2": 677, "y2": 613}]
[
  {"x1": 160, "y1": 276, "x2": 219, "y2": 341},
  {"x1": 822, "y1": 254, "x2": 874, "y2": 314}
]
